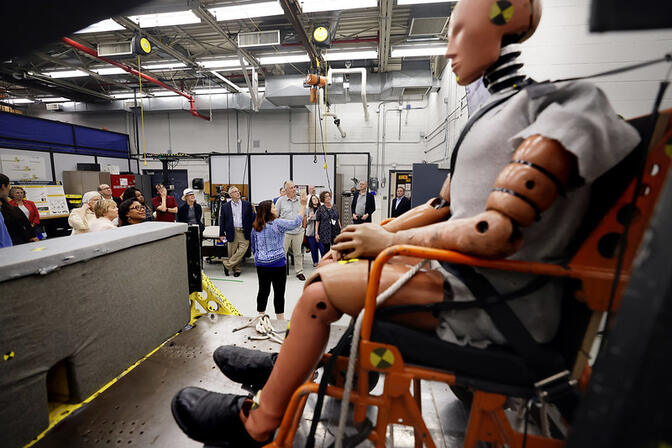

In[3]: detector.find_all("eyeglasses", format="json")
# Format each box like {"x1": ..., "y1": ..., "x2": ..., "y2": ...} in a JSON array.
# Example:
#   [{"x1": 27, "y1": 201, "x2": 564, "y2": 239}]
[{"x1": 129, "y1": 206, "x2": 145, "y2": 211}]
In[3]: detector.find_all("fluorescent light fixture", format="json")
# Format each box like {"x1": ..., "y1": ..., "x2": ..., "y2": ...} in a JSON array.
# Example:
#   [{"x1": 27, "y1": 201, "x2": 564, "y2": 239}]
[
  {"x1": 43, "y1": 70, "x2": 89, "y2": 78},
  {"x1": 258, "y1": 53, "x2": 310, "y2": 65},
  {"x1": 143, "y1": 62, "x2": 188, "y2": 71},
  {"x1": 128, "y1": 10, "x2": 201, "y2": 28},
  {"x1": 397, "y1": 0, "x2": 458, "y2": 4},
  {"x1": 242, "y1": 87, "x2": 265, "y2": 93},
  {"x1": 93, "y1": 67, "x2": 127, "y2": 75},
  {"x1": 75, "y1": 19, "x2": 125, "y2": 34},
  {"x1": 391, "y1": 45, "x2": 446, "y2": 57},
  {"x1": 3, "y1": 98, "x2": 34, "y2": 104},
  {"x1": 208, "y1": 1, "x2": 284, "y2": 21},
  {"x1": 301, "y1": 0, "x2": 377, "y2": 12},
  {"x1": 325, "y1": 50, "x2": 378, "y2": 61},
  {"x1": 39, "y1": 97, "x2": 71, "y2": 103},
  {"x1": 112, "y1": 92, "x2": 151, "y2": 99},
  {"x1": 199, "y1": 59, "x2": 247, "y2": 69},
  {"x1": 149, "y1": 91, "x2": 181, "y2": 97},
  {"x1": 194, "y1": 88, "x2": 231, "y2": 95}
]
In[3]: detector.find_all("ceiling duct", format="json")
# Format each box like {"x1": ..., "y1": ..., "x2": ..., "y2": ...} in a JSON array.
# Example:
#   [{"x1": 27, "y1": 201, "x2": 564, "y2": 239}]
[
  {"x1": 97, "y1": 41, "x2": 133, "y2": 57},
  {"x1": 238, "y1": 30, "x2": 281, "y2": 48},
  {"x1": 408, "y1": 17, "x2": 448, "y2": 37}
]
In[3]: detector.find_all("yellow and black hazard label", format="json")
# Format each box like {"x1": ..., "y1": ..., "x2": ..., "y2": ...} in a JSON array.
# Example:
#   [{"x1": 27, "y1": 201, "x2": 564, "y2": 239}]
[
  {"x1": 369, "y1": 347, "x2": 394, "y2": 370},
  {"x1": 285, "y1": 321, "x2": 291, "y2": 338},
  {"x1": 489, "y1": 1, "x2": 514, "y2": 26},
  {"x1": 4, "y1": 351, "x2": 15, "y2": 361},
  {"x1": 337, "y1": 258, "x2": 359, "y2": 264}
]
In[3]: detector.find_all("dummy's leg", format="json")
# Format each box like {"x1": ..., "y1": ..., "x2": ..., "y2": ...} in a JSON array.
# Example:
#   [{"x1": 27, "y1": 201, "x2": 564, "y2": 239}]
[
  {"x1": 243, "y1": 282, "x2": 341, "y2": 440},
  {"x1": 173, "y1": 259, "x2": 443, "y2": 446},
  {"x1": 243, "y1": 262, "x2": 444, "y2": 440}
]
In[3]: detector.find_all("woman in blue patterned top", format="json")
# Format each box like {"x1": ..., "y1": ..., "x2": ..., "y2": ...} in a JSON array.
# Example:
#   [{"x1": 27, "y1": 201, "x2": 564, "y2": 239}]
[{"x1": 250, "y1": 193, "x2": 307, "y2": 320}]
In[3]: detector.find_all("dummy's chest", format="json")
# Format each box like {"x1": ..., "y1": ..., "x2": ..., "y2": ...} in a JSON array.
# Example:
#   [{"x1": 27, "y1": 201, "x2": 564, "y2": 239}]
[{"x1": 449, "y1": 95, "x2": 533, "y2": 218}]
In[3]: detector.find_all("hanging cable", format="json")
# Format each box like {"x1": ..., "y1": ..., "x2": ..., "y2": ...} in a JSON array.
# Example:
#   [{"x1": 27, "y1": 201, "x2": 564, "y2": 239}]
[
  {"x1": 137, "y1": 55, "x2": 147, "y2": 166},
  {"x1": 317, "y1": 93, "x2": 332, "y2": 192}
]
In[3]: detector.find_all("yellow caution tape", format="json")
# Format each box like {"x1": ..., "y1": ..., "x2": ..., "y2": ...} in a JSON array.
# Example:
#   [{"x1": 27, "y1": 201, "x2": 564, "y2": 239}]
[{"x1": 25, "y1": 331, "x2": 181, "y2": 447}]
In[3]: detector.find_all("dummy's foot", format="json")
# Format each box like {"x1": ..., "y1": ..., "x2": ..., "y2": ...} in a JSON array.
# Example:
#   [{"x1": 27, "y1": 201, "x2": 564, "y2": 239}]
[
  {"x1": 213, "y1": 346, "x2": 277, "y2": 393},
  {"x1": 171, "y1": 387, "x2": 271, "y2": 447}
]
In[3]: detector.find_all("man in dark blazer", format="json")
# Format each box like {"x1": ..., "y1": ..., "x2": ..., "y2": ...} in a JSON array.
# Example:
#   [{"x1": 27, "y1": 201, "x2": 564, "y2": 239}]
[
  {"x1": 391, "y1": 186, "x2": 411, "y2": 218},
  {"x1": 219, "y1": 186, "x2": 254, "y2": 277},
  {"x1": 351, "y1": 179, "x2": 376, "y2": 224}
]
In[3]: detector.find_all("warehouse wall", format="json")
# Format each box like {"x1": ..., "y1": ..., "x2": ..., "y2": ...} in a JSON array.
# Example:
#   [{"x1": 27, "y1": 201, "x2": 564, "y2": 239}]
[
  {"x1": 430, "y1": 0, "x2": 672, "y2": 165},
  {"x1": 33, "y1": 99, "x2": 433, "y2": 219}
]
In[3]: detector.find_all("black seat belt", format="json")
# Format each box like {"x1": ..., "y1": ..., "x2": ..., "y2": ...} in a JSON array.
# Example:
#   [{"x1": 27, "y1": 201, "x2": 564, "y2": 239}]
[{"x1": 441, "y1": 263, "x2": 565, "y2": 378}]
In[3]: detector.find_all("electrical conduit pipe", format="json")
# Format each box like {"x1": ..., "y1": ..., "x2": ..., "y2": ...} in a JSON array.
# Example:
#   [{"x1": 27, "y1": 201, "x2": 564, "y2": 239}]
[
  {"x1": 62, "y1": 37, "x2": 210, "y2": 121},
  {"x1": 326, "y1": 68, "x2": 369, "y2": 121}
]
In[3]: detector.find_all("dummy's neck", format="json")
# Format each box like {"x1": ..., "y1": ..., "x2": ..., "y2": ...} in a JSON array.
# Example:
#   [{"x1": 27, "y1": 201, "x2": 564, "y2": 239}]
[{"x1": 483, "y1": 45, "x2": 529, "y2": 95}]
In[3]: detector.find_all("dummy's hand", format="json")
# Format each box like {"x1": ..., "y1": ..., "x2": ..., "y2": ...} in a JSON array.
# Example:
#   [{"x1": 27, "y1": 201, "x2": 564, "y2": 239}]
[{"x1": 332, "y1": 223, "x2": 394, "y2": 260}]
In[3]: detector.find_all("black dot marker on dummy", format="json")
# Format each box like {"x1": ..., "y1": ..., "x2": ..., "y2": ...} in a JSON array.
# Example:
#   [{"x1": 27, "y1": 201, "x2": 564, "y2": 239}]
[{"x1": 316, "y1": 302, "x2": 327, "y2": 310}]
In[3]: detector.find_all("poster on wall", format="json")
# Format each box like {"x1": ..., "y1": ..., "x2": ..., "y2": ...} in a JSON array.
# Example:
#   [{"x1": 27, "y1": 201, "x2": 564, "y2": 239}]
[
  {"x1": 15, "y1": 184, "x2": 69, "y2": 218},
  {"x1": 0, "y1": 153, "x2": 48, "y2": 181}
]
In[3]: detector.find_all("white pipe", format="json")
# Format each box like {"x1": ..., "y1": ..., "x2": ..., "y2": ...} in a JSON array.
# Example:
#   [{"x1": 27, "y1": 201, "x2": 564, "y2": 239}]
[
  {"x1": 327, "y1": 68, "x2": 369, "y2": 121},
  {"x1": 318, "y1": 89, "x2": 347, "y2": 138}
]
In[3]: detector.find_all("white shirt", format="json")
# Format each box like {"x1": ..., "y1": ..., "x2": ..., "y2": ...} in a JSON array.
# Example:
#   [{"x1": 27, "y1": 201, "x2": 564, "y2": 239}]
[
  {"x1": 395, "y1": 197, "x2": 403, "y2": 209},
  {"x1": 89, "y1": 217, "x2": 117, "y2": 232},
  {"x1": 231, "y1": 199, "x2": 243, "y2": 228}
]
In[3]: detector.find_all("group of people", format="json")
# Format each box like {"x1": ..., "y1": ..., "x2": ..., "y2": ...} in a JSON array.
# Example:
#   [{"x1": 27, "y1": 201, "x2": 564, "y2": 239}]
[
  {"x1": 219, "y1": 180, "x2": 349, "y2": 320},
  {"x1": 0, "y1": 173, "x2": 40, "y2": 247},
  {"x1": 65, "y1": 183, "x2": 208, "y2": 235}
]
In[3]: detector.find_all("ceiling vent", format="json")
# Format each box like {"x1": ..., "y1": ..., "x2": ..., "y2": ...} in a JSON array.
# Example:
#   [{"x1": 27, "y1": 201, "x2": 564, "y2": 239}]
[
  {"x1": 409, "y1": 17, "x2": 448, "y2": 37},
  {"x1": 238, "y1": 30, "x2": 281, "y2": 48},
  {"x1": 97, "y1": 42, "x2": 133, "y2": 57}
]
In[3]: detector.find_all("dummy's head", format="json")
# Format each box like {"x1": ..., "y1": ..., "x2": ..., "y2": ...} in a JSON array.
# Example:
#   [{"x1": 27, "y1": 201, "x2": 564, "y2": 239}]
[{"x1": 445, "y1": 0, "x2": 542, "y2": 85}]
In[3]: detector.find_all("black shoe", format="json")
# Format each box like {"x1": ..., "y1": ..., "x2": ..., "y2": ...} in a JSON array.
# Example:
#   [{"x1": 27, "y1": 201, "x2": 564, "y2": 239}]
[
  {"x1": 214, "y1": 346, "x2": 278, "y2": 393},
  {"x1": 171, "y1": 387, "x2": 270, "y2": 447},
  {"x1": 233, "y1": 271, "x2": 241, "y2": 277},
  {"x1": 296, "y1": 273, "x2": 306, "y2": 281},
  {"x1": 223, "y1": 266, "x2": 229, "y2": 276}
]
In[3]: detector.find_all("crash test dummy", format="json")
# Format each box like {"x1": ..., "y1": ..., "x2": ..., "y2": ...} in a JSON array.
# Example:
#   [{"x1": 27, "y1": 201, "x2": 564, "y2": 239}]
[{"x1": 171, "y1": 0, "x2": 640, "y2": 445}]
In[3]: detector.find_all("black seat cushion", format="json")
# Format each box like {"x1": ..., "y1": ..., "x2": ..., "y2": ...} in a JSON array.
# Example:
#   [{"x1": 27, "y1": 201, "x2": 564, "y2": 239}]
[{"x1": 371, "y1": 320, "x2": 538, "y2": 387}]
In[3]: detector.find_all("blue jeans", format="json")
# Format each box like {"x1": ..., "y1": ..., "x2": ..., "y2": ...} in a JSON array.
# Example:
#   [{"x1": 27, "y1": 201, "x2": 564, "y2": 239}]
[{"x1": 306, "y1": 236, "x2": 325, "y2": 264}]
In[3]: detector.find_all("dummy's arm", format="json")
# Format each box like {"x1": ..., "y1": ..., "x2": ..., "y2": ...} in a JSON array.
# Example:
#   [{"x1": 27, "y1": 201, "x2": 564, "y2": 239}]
[
  {"x1": 381, "y1": 178, "x2": 452, "y2": 233},
  {"x1": 391, "y1": 135, "x2": 576, "y2": 258}
]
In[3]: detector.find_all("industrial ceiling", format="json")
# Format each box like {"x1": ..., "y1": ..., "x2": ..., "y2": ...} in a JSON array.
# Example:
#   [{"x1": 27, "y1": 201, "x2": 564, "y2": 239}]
[{"x1": 0, "y1": 0, "x2": 454, "y2": 106}]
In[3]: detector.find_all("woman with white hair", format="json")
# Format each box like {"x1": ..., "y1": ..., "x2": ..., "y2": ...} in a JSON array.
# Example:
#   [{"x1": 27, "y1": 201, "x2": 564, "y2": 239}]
[
  {"x1": 68, "y1": 191, "x2": 101, "y2": 235},
  {"x1": 89, "y1": 199, "x2": 119, "y2": 232}
]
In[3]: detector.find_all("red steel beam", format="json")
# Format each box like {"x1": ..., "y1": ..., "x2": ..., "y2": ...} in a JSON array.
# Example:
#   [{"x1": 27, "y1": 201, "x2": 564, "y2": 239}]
[{"x1": 62, "y1": 37, "x2": 210, "y2": 121}]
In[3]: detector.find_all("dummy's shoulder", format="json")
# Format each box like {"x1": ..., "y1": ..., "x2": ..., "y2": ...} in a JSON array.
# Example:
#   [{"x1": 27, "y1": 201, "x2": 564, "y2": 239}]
[{"x1": 525, "y1": 80, "x2": 602, "y2": 101}]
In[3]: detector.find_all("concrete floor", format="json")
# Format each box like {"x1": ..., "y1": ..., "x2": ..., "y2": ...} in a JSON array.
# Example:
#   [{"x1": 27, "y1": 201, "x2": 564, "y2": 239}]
[
  {"x1": 34, "y1": 315, "x2": 469, "y2": 448},
  {"x1": 203, "y1": 250, "x2": 352, "y2": 326}
]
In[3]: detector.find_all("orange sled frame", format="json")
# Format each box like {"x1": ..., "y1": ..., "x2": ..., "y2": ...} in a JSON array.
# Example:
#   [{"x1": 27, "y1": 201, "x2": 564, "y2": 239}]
[{"x1": 266, "y1": 110, "x2": 672, "y2": 448}]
